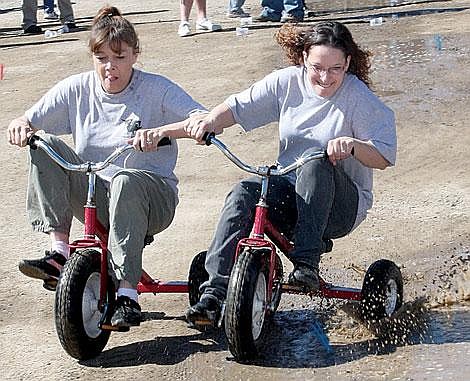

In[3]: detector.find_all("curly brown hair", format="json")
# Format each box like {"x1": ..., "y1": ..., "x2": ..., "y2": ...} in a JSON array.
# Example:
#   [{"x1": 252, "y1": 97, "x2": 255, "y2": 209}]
[
  {"x1": 88, "y1": 6, "x2": 140, "y2": 55},
  {"x1": 275, "y1": 22, "x2": 372, "y2": 87}
]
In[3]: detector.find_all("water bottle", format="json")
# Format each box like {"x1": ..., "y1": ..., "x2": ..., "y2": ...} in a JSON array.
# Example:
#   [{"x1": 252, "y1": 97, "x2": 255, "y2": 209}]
[
  {"x1": 434, "y1": 34, "x2": 443, "y2": 51},
  {"x1": 44, "y1": 29, "x2": 58, "y2": 38},
  {"x1": 370, "y1": 17, "x2": 383, "y2": 26},
  {"x1": 236, "y1": 27, "x2": 249, "y2": 37},
  {"x1": 240, "y1": 17, "x2": 252, "y2": 26}
]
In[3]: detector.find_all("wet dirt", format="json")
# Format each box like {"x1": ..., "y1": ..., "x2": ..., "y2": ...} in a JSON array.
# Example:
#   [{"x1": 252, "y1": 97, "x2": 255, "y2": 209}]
[{"x1": 1, "y1": 0, "x2": 470, "y2": 380}]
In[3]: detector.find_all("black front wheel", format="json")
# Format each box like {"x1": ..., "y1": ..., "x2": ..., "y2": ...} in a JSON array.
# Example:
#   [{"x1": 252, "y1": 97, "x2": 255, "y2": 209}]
[
  {"x1": 55, "y1": 249, "x2": 115, "y2": 360},
  {"x1": 224, "y1": 248, "x2": 273, "y2": 362},
  {"x1": 360, "y1": 259, "x2": 403, "y2": 323}
]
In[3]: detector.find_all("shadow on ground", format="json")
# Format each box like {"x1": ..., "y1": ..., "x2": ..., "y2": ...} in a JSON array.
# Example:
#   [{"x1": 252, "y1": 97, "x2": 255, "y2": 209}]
[{"x1": 80, "y1": 299, "x2": 470, "y2": 369}]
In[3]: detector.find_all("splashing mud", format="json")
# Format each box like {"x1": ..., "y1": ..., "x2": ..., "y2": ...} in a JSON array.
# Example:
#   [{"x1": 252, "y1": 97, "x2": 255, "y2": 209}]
[{"x1": 251, "y1": 243, "x2": 469, "y2": 369}]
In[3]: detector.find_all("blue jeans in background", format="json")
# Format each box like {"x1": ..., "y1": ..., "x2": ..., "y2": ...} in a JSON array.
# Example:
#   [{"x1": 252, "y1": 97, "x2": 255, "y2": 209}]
[
  {"x1": 228, "y1": 0, "x2": 246, "y2": 13},
  {"x1": 43, "y1": 0, "x2": 54, "y2": 13},
  {"x1": 259, "y1": 0, "x2": 304, "y2": 20}
]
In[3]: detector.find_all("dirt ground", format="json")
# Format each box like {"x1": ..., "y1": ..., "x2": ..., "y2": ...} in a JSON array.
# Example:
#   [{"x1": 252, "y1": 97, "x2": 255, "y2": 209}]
[{"x1": 1, "y1": 0, "x2": 469, "y2": 380}]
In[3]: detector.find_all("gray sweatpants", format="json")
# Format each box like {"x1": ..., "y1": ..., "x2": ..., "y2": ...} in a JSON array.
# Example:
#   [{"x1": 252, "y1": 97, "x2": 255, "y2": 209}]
[
  {"x1": 27, "y1": 134, "x2": 176, "y2": 287},
  {"x1": 22, "y1": 0, "x2": 75, "y2": 29}
]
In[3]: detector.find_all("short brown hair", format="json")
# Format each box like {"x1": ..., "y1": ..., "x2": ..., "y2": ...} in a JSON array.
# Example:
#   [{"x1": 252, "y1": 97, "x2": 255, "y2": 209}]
[{"x1": 88, "y1": 6, "x2": 140, "y2": 55}]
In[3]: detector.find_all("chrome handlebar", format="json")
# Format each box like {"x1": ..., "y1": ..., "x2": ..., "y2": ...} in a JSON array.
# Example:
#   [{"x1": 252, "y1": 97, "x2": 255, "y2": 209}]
[
  {"x1": 205, "y1": 134, "x2": 326, "y2": 177},
  {"x1": 27, "y1": 134, "x2": 134, "y2": 173}
]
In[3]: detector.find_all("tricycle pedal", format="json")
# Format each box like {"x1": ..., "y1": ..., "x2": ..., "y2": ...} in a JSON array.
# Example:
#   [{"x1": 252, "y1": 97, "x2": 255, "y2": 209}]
[
  {"x1": 100, "y1": 323, "x2": 130, "y2": 332},
  {"x1": 281, "y1": 283, "x2": 320, "y2": 295}
]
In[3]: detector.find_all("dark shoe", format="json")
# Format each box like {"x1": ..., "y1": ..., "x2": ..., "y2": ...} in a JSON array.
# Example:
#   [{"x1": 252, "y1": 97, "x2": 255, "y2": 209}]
[
  {"x1": 64, "y1": 22, "x2": 78, "y2": 32},
  {"x1": 253, "y1": 14, "x2": 280, "y2": 22},
  {"x1": 227, "y1": 9, "x2": 250, "y2": 18},
  {"x1": 280, "y1": 13, "x2": 304, "y2": 23},
  {"x1": 110, "y1": 296, "x2": 141, "y2": 327},
  {"x1": 288, "y1": 264, "x2": 320, "y2": 292},
  {"x1": 23, "y1": 25, "x2": 43, "y2": 34},
  {"x1": 18, "y1": 250, "x2": 66, "y2": 281},
  {"x1": 186, "y1": 296, "x2": 221, "y2": 326}
]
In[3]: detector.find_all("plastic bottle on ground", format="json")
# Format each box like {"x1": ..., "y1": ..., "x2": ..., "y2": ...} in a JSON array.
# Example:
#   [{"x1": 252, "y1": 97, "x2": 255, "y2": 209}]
[{"x1": 44, "y1": 29, "x2": 58, "y2": 38}]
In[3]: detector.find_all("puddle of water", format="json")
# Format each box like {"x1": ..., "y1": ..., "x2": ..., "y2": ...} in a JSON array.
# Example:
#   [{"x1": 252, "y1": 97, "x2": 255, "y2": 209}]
[
  {"x1": 310, "y1": 0, "x2": 464, "y2": 14},
  {"x1": 371, "y1": 36, "x2": 445, "y2": 71},
  {"x1": 252, "y1": 296, "x2": 469, "y2": 368}
]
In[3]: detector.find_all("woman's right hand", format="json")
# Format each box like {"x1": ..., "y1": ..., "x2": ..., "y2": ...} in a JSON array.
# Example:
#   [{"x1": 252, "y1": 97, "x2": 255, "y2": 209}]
[
  {"x1": 184, "y1": 113, "x2": 214, "y2": 144},
  {"x1": 7, "y1": 116, "x2": 37, "y2": 147},
  {"x1": 184, "y1": 103, "x2": 236, "y2": 144}
]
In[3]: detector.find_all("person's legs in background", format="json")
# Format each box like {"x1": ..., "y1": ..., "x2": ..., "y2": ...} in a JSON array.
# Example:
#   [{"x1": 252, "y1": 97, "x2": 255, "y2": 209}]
[
  {"x1": 178, "y1": 0, "x2": 221, "y2": 37},
  {"x1": 43, "y1": 0, "x2": 58, "y2": 20},
  {"x1": 57, "y1": 0, "x2": 77, "y2": 31},
  {"x1": 280, "y1": 0, "x2": 304, "y2": 22},
  {"x1": 227, "y1": 0, "x2": 249, "y2": 18},
  {"x1": 22, "y1": 0, "x2": 42, "y2": 34},
  {"x1": 254, "y1": 0, "x2": 283, "y2": 22}
]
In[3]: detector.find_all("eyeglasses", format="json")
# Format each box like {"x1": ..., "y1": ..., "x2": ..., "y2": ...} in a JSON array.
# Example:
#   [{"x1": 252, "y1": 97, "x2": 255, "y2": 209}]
[{"x1": 304, "y1": 60, "x2": 346, "y2": 76}]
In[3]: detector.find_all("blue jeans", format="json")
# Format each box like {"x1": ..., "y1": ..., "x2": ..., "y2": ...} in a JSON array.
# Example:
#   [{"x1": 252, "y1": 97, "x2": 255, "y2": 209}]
[
  {"x1": 44, "y1": 0, "x2": 54, "y2": 13},
  {"x1": 201, "y1": 156, "x2": 358, "y2": 302},
  {"x1": 260, "y1": 0, "x2": 304, "y2": 20},
  {"x1": 228, "y1": 0, "x2": 245, "y2": 13}
]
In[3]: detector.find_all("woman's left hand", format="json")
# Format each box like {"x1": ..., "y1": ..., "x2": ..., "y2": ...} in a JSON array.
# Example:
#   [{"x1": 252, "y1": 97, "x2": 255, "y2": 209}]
[
  {"x1": 327, "y1": 137, "x2": 355, "y2": 166},
  {"x1": 129, "y1": 128, "x2": 164, "y2": 152}
]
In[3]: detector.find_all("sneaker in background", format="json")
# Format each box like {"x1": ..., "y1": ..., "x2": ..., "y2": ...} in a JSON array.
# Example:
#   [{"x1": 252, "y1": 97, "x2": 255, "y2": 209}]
[
  {"x1": 227, "y1": 9, "x2": 250, "y2": 18},
  {"x1": 64, "y1": 22, "x2": 78, "y2": 32},
  {"x1": 23, "y1": 25, "x2": 43, "y2": 34},
  {"x1": 178, "y1": 21, "x2": 191, "y2": 37},
  {"x1": 280, "y1": 12, "x2": 304, "y2": 23},
  {"x1": 195, "y1": 18, "x2": 222, "y2": 32}
]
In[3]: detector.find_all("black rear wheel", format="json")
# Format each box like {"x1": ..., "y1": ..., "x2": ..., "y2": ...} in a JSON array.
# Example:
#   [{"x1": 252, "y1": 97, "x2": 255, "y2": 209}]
[
  {"x1": 224, "y1": 248, "x2": 272, "y2": 362},
  {"x1": 360, "y1": 259, "x2": 403, "y2": 323},
  {"x1": 188, "y1": 250, "x2": 209, "y2": 306},
  {"x1": 55, "y1": 249, "x2": 115, "y2": 360}
]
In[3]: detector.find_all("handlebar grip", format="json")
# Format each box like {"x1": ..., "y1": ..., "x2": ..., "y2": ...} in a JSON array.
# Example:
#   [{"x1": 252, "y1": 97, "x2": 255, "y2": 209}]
[
  {"x1": 27, "y1": 134, "x2": 41, "y2": 149},
  {"x1": 202, "y1": 132, "x2": 215, "y2": 146},
  {"x1": 157, "y1": 137, "x2": 171, "y2": 147}
]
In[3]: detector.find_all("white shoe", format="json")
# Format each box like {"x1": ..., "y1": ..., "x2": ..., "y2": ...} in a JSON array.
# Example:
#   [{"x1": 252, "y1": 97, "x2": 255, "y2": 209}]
[
  {"x1": 196, "y1": 18, "x2": 222, "y2": 32},
  {"x1": 178, "y1": 21, "x2": 191, "y2": 37}
]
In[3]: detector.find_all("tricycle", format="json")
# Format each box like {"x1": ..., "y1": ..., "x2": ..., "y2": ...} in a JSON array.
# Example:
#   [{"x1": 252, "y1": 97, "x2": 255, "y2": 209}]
[{"x1": 27, "y1": 133, "x2": 403, "y2": 363}]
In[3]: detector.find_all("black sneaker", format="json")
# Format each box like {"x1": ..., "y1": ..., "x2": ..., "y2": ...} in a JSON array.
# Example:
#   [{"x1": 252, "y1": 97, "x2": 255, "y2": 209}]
[
  {"x1": 110, "y1": 296, "x2": 141, "y2": 327},
  {"x1": 186, "y1": 296, "x2": 221, "y2": 326},
  {"x1": 280, "y1": 13, "x2": 304, "y2": 23},
  {"x1": 64, "y1": 22, "x2": 78, "y2": 32},
  {"x1": 288, "y1": 264, "x2": 320, "y2": 292},
  {"x1": 18, "y1": 250, "x2": 66, "y2": 281},
  {"x1": 23, "y1": 25, "x2": 43, "y2": 34},
  {"x1": 253, "y1": 14, "x2": 280, "y2": 22}
]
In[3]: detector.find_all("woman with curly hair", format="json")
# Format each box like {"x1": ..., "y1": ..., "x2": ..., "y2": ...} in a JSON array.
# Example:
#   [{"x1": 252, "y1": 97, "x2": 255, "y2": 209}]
[{"x1": 183, "y1": 21, "x2": 397, "y2": 326}]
